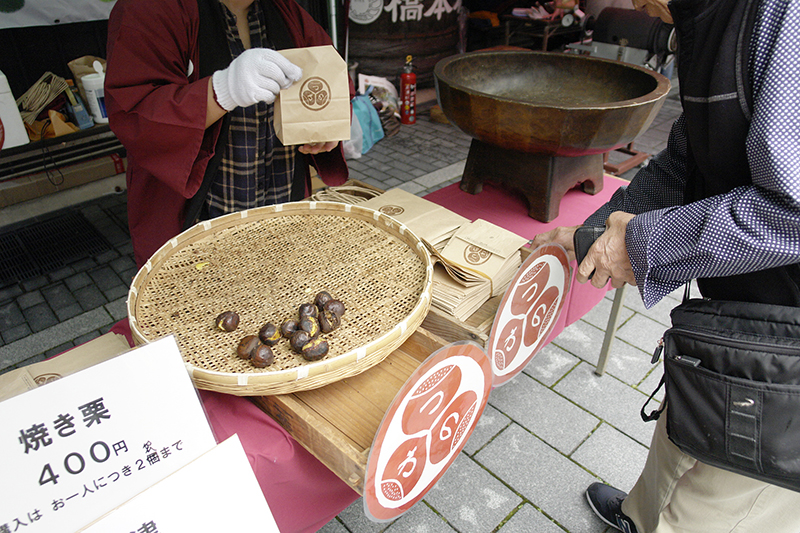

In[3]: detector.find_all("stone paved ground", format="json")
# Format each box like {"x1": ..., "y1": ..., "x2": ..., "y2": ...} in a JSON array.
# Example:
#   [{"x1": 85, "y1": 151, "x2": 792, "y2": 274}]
[{"x1": 0, "y1": 78, "x2": 682, "y2": 533}]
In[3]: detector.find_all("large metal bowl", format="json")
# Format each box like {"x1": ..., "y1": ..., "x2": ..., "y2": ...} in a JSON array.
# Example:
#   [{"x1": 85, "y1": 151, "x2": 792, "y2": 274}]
[{"x1": 434, "y1": 50, "x2": 670, "y2": 156}]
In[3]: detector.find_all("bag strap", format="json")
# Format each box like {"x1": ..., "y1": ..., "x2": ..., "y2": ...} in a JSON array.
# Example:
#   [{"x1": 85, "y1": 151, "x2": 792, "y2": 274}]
[
  {"x1": 682, "y1": 282, "x2": 692, "y2": 304},
  {"x1": 640, "y1": 374, "x2": 666, "y2": 422}
]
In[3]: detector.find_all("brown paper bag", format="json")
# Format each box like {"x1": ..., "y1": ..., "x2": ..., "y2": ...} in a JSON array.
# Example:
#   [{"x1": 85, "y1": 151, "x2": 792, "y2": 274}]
[
  {"x1": 68, "y1": 55, "x2": 107, "y2": 104},
  {"x1": 275, "y1": 45, "x2": 351, "y2": 146}
]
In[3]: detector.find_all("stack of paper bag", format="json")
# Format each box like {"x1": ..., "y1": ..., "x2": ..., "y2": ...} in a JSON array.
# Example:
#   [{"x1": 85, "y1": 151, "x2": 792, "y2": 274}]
[
  {"x1": 360, "y1": 188, "x2": 469, "y2": 250},
  {"x1": 431, "y1": 219, "x2": 528, "y2": 321}
]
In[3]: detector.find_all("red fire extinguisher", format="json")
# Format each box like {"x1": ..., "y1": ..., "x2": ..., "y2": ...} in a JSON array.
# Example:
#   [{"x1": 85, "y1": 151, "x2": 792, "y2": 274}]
[{"x1": 399, "y1": 55, "x2": 416, "y2": 125}]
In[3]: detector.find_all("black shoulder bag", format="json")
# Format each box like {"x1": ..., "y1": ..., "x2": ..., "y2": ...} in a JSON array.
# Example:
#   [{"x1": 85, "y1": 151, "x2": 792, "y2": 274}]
[{"x1": 641, "y1": 287, "x2": 800, "y2": 492}]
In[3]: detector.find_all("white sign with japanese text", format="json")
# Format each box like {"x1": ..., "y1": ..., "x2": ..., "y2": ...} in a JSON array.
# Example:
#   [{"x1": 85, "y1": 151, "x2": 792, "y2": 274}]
[
  {"x1": 0, "y1": 336, "x2": 216, "y2": 533},
  {"x1": 78, "y1": 435, "x2": 279, "y2": 532}
]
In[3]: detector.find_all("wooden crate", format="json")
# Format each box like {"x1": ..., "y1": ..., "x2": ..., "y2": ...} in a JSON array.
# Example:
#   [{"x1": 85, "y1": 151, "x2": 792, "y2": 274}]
[
  {"x1": 252, "y1": 327, "x2": 447, "y2": 495},
  {"x1": 254, "y1": 183, "x2": 534, "y2": 492}
]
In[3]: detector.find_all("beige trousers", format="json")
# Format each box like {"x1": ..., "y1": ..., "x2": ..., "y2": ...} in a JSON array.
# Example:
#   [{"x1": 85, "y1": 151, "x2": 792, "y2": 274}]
[{"x1": 622, "y1": 413, "x2": 800, "y2": 533}]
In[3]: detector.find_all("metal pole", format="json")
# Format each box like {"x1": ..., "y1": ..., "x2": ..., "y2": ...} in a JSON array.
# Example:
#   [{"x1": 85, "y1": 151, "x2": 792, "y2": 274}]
[{"x1": 328, "y1": 0, "x2": 339, "y2": 50}]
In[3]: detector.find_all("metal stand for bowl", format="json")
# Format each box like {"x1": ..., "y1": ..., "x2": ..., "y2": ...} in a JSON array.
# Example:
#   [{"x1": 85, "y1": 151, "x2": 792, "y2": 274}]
[{"x1": 459, "y1": 139, "x2": 604, "y2": 222}]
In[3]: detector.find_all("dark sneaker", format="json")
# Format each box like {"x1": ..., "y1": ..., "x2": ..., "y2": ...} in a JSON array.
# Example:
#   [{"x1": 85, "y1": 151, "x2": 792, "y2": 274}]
[{"x1": 585, "y1": 482, "x2": 639, "y2": 533}]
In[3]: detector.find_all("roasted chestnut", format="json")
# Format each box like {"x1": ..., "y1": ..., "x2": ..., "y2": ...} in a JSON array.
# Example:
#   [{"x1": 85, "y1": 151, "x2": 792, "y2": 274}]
[
  {"x1": 280, "y1": 319, "x2": 299, "y2": 338},
  {"x1": 236, "y1": 335, "x2": 260, "y2": 359},
  {"x1": 314, "y1": 291, "x2": 333, "y2": 310},
  {"x1": 290, "y1": 330, "x2": 312, "y2": 353},
  {"x1": 215, "y1": 311, "x2": 240, "y2": 332},
  {"x1": 298, "y1": 302, "x2": 318, "y2": 319},
  {"x1": 324, "y1": 299, "x2": 346, "y2": 317},
  {"x1": 258, "y1": 323, "x2": 281, "y2": 346},
  {"x1": 301, "y1": 337, "x2": 329, "y2": 361},
  {"x1": 251, "y1": 344, "x2": 274, "y2": 368},
  {"x1": 318, "y1": 309, "x2": 341, "y2": 333},
  {"x1": 299, "y1": 316, "x2": 321, "y2": 338}
]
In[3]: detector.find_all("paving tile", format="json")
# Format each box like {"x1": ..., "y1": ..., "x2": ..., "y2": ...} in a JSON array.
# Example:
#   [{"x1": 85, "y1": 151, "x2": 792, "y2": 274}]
[
  {"x1": 0, "y1": 307, "x2": 113, "y2": 370},
  {"x1": 80, "y1": 204, "x2": 107, "y2": 223},
  {"x1": 75, "y1": 284, "x2": 108, "y2": 311},
  {"x1": 336, "y1": 499, "x2": 389, "y2": 533},
  {"x1": 116, "y1": 242, "x2": 135, "y2": 257},
  {"x1": 0, "y1": 301, "x2": 25, "y2": 329},
  {"x1": 385, "y1": 500, "x2": 457, "y2": 532},
  {"x1": 347, "y1": 169, "x2": 370, "y2": 183},
  {"x1": 346, "y1": 159, "x2": 368, "y2": 172},
  {"x1": 475, "y1": 424, "x2": 604, "y2": 532},
  {"x1": 17, "y1": 290, "x2": 45, "y2": 309},
  {"x1": 41, "y1": 283, "x2": 77, "y2": 311},
  {"x1": 118, "y1": 267, "x2": 138, "y2": 287},
  {"x1": 21, "y1": 276, "x2": 48, "y2": 292},
  {"x1": 317, "y1": 518, "x2": 350, "y2": 533},
  {"x1": 55, "y1": 303, "x2": 83, "y2": 322},
  {"x1": 0, "y1": 283, "x2": 23, "y2": 303},
  {"x1": 622, "y1": 287, "x2": 675, "y2": 328},
  {"x1": 396, "y1": 182, "x2": 426, "y2": 196},
  {"x1": 88, "y1": 265, "x2": 123, "y2": 292},
  {"x1": 597, "y1": 336, "x2": 659, "y2": 387},
  {"x1": 489, "y1": 372, "x2": 599, "y2": 454},
  {"x1": 95, "y1": 248, "x2": 120, "y2": 264},
  {"x1": 580, "y1": 290, "x2": 635, "y2": 332},
  {"x1": 571, "y1": 423, "x2": 649, "y2": 493},
  {"x1": 103, "y1": 285, "x2": 128, "y2": 302},
  {"x1": 424, "y1": 453, "x2": 521, "y2": 532},
  {"x1": 522, "y1": 342, "x2": 579, "y2": 387},
  {"x1": 70, "y1": 257, "x2": 98, "y2": 273},
  {"x1": 73, "y1": 330, "x2": 102, "y2": 347},
  {"x1": 462, "y1": 404, "x2": 511, "y2": 455},
  {"x1": 45, "y1": 341, "x2": 75, "y2": 359},
  {"x1": 414, "y1": 161, "x2": 466, "y2": 188},
  {"x1": 96, "y1": 221, "x2": 132, "y2": 246},
  {"x1": 550, "y1": 319, "x2": 606, "y2": 367},
  {"x1": 615, "y1": 314, "x2": 666, "y2": 356},
  {"x1": 554, "y1": 363, "x2": 656, "y2": 446},
  {"x1": 105, "y1": 297, "x2": 129, "y2": 322},
  {"x1": 1, "y1": 323, "x2": 31, "y2": 346},
  {"x1": 47, "y1": 265, "x2": 76, "y2": 282},
  {"x1": 407, "y1": 160, "x2": 442, "y2": 174},
  {"x1": 500, "y1": 503, "x2": 567, "y2": 533},
  {"x1": 64, "y1": 272, "x2": 92, "y2": 292},
  {"x1": 388, "y1": 160, "x2": 417, "y2": 173},
  {"x1": 23, "y1": 303, "x2": 59, "y2": 332},
  {"x1": 382, "y1": 177, "x2": 403, "y2": 188}
]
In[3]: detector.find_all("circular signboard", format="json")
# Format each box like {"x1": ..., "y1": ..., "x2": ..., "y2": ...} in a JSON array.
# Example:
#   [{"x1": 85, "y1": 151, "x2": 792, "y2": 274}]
[
  {"x1": 487, "y1": 244, "x2": 570, "y2": 387},
  {"x1": 364, "y1": 342, "x2": 492, "y2": 522}
]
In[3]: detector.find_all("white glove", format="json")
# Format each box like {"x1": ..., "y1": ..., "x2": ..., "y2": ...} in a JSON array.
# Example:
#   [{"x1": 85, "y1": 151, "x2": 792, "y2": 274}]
[{"x1": 212, "y1": 48, "x2": 302, "y2": 111}]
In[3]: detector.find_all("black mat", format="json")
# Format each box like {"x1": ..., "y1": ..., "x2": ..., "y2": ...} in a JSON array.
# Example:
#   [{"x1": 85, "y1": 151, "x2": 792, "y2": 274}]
[{"x1": 0, "y1": 211, "x2": 112, "y2": 285}]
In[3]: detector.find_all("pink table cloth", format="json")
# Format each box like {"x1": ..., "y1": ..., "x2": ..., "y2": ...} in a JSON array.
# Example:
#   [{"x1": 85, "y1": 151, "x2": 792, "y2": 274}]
[
  {"x1": 424, "y1": 177, "x2": 626, "y2": 334},
  {"x1": 93, "y1": 178, "x2": 624, "y2": 532},
  {"x1": 107, "y1": 321, "x2": 359, "y2": 533}
]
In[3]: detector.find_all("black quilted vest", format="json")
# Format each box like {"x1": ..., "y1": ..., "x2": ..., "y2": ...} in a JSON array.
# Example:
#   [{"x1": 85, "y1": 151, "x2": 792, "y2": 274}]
[{"x1": 671, "y1": 0, "x2": 800, "y2": 305}]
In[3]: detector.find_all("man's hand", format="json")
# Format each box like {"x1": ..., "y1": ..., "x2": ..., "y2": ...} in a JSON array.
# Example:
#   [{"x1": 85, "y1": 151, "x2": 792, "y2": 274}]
[
  {"x1": 530, "y1": 225, "x2": 581, "y2": 262},
  {"x1": 576, "y1": 211, "x2": 637, "y2": 289},
  {"x1": 212, "y1": 48, "x2": 302, "y2": 111},
  {"x1": 298, "y1": 141, "x2": 339, "y2": 155}
]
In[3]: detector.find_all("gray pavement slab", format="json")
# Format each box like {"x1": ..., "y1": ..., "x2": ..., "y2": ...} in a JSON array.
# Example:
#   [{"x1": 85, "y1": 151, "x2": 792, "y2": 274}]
[
  {"x1": 500, "y1": 504, "x2": 570, "y2": 533},
  {"x1": 554, "y1": 364, "x2": 656, "y2": 447},
  {"x1": 475, "y1": 423, "x2": 605, "y2": 532},
  {"x1": 424, "y1": 453, "x2": 522, "y2": 532},
  {"x1": 571, "y1": 423, "x2": 649, "y2": 492},
  {"x1": 489, "y1": 372, "x2": 600, "y2": 454},
  {"x1": 522, "y1": 343, "x2": 579, "y2": 387}
]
